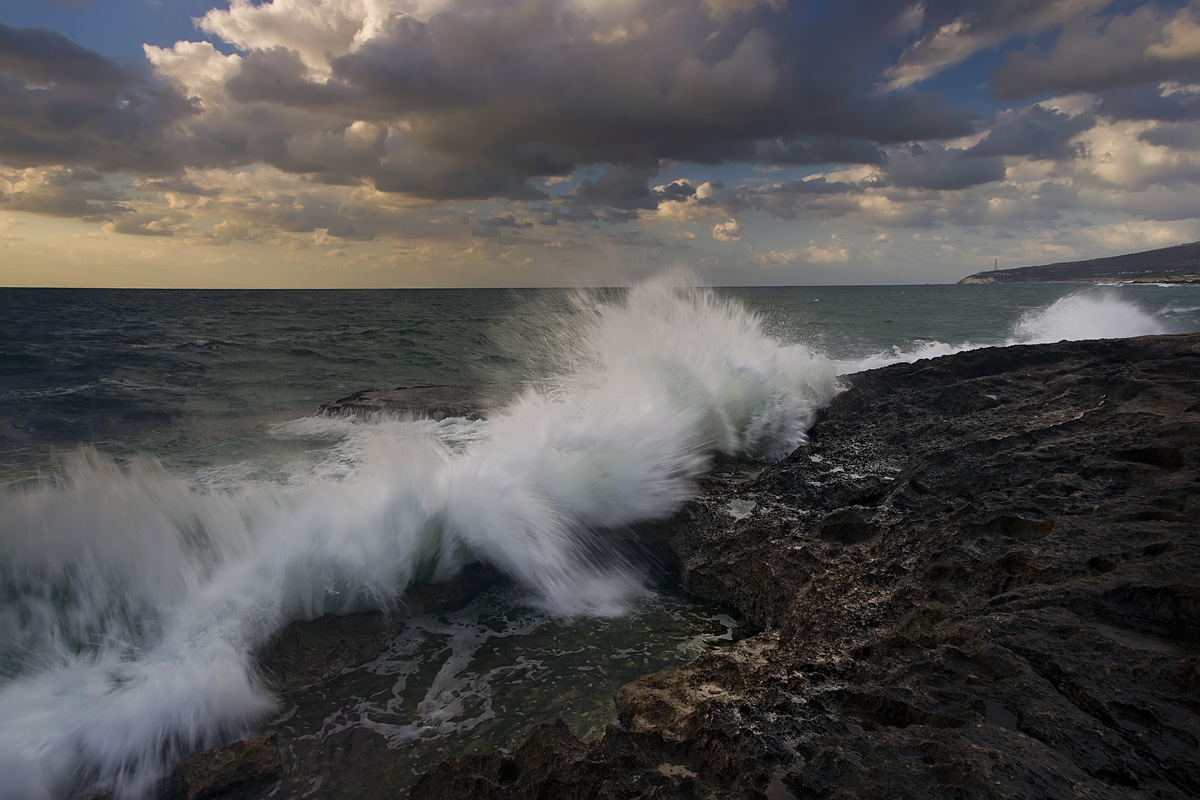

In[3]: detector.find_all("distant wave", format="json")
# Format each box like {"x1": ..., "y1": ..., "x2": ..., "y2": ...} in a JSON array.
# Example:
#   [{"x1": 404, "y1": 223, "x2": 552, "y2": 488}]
[{"x1": 841, "y1": 289, "x2": 1172, "y2": 373}]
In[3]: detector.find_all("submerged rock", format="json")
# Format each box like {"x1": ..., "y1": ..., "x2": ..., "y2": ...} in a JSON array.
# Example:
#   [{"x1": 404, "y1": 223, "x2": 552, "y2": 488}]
[
  {"x1": 172, "y1": 333, "x2": 1200, "y2": 800},
  {"x1": 318, "y1": 384, "x2": 504, "y2": 421}
]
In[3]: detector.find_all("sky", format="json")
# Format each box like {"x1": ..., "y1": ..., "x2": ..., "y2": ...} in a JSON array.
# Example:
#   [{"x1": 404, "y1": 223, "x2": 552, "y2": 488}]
[{"x1": 2, "y1": 0, "x2": 1200, "y2": 287}]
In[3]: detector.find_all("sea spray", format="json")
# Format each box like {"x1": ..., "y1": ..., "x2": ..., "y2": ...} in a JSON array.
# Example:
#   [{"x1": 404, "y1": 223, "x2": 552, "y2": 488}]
[
  {"x1": 1009, "y1": 290, "x2": 1168, "y2": 343},
  {"x1": 0, "y1": 274, "x2": 840, "y2": 799},
  {"x1": 841, "y1": 289, "x2": 1174, "y2": 373}
]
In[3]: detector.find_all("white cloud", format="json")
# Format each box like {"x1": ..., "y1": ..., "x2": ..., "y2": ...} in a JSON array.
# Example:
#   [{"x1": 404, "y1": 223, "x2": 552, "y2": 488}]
[
  {"x1": 1073, "y1": 117, "x2": 1200, "y2": 190},
  {"x1": 144, "y1": 41, "x2": 241, "y2": 107},
  {"x1": 1082, "y1": 218, "x2": 1200, "y2": 250},
  {"x1": 752, "y1": 248, "x2": 801, "y2": 265},
  {"x1": 196, "y1": 0, "x2": 412, "y2": 74},
  {"x1": 801, "y1": 233, "x2": 850, "y2": 262},
  {"x1": 712, "y1": 218, "x2": 743, "y2": 241},
  {"x1": 753, "y1": 234, "x2": 848, "y2": 265}
]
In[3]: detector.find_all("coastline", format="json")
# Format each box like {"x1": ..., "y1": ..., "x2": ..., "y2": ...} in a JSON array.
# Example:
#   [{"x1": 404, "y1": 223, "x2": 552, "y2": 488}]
[
  {"x1": 168, "y1": 332, "x2": 1200, "y2": 800},
  {"x1": 957, "y1": 241, "x2": 1200, "y2": 284}
]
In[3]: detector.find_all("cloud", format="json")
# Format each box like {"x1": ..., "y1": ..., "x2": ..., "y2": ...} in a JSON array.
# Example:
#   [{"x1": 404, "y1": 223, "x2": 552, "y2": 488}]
[
  {"x1": 1071, "y1": 116, "x2": 1200, "y2": 190},
  {"x1": 802, "y1": 233, "x2": 850, "y2": 262},
  {"x1": 0, "y1": 22, "x2": 127, "y2": 90},
  {"x1": 992, "y1": 2, "x2": 1200, "y2": 99},
  {"x1": 0, "y1": 1, "x2": 978, "y2": 225},
  {"x1": 196, "y1": 0, "x2": 394, "y2": 74},
  {"x1": 184, "y1": 0, "x2": 975, "y2": 196},
  {"x1": 567, "y1": 165, "x2": 662, "y2": 211},
  {"x1": 0, "y1": 166, "x2": 130, "y2": 219},
  {"x1": 1082, "y1": 218, "x2": 1200, "y2": 250},
  {"x1": 105, "y1": 216, "x2": 180, "y2": 237},
  {"x1": 712, "y1": 218, "x2": 743, "y2": 241},
  {"x1": 752, "y1": 234, "x2": 849, "y2": 265},
  {"x1": 1098, "y1": 81, "x2": 1200, "y2": 121},
  {"x1": 879, "y1": 0, "x2": 1111, "y2": 91},
  {"x1": 884, "y1": 143, "x2": 1007, "y2": 190},
  {"x1": 3, "y1": 0, "x2": 1200, "y2": 280},
  {"x1": 968, "y1": 103, "x2": 1095, "y2": 160},
  {"x1": 0, "y1": 23, "x2": 194, "y2": 174}
]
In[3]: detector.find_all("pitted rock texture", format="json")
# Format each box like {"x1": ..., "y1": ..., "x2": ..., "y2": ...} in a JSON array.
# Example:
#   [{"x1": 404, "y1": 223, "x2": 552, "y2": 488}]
[
  {"x1": 415, "y1": 333, "x2": 1200, "y2": 800},
  {"x1": 165, "y1": 333, "x2": 1200, "y2": 800}
]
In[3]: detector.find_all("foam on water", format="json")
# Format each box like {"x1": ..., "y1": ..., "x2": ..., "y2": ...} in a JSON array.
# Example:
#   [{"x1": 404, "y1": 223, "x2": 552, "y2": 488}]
[{"x1": 0, "y1": 273, "x2": 839, "y2": 799}]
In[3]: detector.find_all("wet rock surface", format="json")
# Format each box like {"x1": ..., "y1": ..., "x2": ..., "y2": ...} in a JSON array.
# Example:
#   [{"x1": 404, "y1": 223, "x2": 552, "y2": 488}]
[
  {"x1": 171, "y1": 333, "x2": 1200, "y2": 800},
  {"x1": 163, "y1": 565, "x2": 506, "y2": 800},
  {"x1": 416, "y1": 332, "x2": 1200, "y2": 799}
]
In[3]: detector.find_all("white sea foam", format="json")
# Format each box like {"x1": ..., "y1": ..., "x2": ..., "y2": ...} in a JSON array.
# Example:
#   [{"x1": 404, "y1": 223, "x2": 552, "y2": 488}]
[
  {"x1": 1009, "y1": 291, "x2": 1168, "y2": 343},
  {"x1": 840, "y1": 289, "x2": 1173, "y2": 374},
  {"x1": 0, "y1": 272, "x2": 840, "y2": 799}
]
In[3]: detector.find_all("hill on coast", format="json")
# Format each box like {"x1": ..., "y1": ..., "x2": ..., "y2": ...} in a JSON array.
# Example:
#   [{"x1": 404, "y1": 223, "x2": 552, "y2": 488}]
[{"x1": 959, "y1": 241, "x2": 1200, "y2": 284}]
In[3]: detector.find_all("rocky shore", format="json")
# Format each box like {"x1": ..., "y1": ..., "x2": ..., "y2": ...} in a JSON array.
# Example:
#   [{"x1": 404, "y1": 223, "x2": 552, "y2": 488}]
[{"x1": 169, "y1": 333, "x2": 1200, "y2": 800}]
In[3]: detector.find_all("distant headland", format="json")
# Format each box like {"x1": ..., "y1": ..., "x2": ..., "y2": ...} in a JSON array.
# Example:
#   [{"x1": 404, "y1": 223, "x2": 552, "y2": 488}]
[{"x1": 959, "y1": 240, "x2": 1200, "y2": 284}]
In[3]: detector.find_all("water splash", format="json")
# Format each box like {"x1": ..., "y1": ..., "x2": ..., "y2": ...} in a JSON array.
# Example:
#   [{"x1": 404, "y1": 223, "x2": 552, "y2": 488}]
[
  {"x1": 842, "y1": 289, "x2": 1172, "y2": 373},
  {"x1": 0, "y1": 272, "x2": 839, "y2": 798},
  {"x1": 1008, "y1": 291, "x2": 1168, "y2": 344}
]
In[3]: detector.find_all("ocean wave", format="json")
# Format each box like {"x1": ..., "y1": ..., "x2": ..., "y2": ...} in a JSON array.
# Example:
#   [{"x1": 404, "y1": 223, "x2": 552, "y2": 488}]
[
  {"x1": 839, "y1": 289, "x2": 1172, "y2": 374},
  {"x1": 0, "y1": 272, "x2": 840, "y2": 799}
]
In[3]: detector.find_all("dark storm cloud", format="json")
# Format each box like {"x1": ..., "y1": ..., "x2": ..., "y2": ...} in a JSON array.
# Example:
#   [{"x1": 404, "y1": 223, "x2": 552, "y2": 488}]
[
  {"x1": 656, "y1": 180, "x2": 698, "y2": 203},
  {"x1": 885, "y1": 143, "x2": 1007, "y2": 190},
  {"x1": 1139, "y1": 120, "x2": 1200, "y2": 148},
  {"x1": 754, "y1": 138, "x2": 887, "y2": 166},
  {"x1": 989, "y1": 2, "x2": 1200, "y2": 100},
  {"x1": 468, "y1": 213, "x2": 534, "y2": 239},
  {"x1": 567, "y1": 166, "x2": 662, "y2": 211},
  {"x1": 704, "y1": 176, "x2": 871, "y2": 221},
  {"x1": 325, "y1": 219, "x2": 376, "y2": 240},
  {"x1": 208, "y1": 0, "x2": 975, "y2": 201},
  {"x1": 372, "y1": 160, "x2": 549, "y2": 201},
  {"x1": 1099, "y1": 84, "x2": 1200, "y2": 121},
  {"x1": 0, "y1": 23, "x2": 125, "y2": 90},
  {"x1": 968, "y1": 105, "x2": 1095, "y2": 160},
  {"x1": 16, "y1": 0, "x2": 1199, "y2": 238},
  {"x1": 0, "y1": 23, "x2": 193, "y2": 174}
]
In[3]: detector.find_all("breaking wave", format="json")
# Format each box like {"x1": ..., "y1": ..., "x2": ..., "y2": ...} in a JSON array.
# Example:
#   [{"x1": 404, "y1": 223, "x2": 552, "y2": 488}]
[
  {"x1": 843, "y1": 289, "x2": 1173, "y2": 373},
  {"x1": 0, "y1": 272, "x2": 840, "y2": 799}
]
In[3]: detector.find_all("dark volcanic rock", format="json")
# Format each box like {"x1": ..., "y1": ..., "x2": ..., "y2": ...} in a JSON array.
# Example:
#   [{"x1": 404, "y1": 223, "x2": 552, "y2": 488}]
[
  {"x1": 167, "y1": 733, "x2": 284, "y2": 800},
  {"x1": 414, "y1": 333, "x2": 1200, "y2": 800},
  {"x1": 173, "y1": 333, "x2": 1200, "y2": 800},
  {"x1": 253, "y1": 564, "x2": 504, "y2": 693},
  {"x1": 164, "y1": 565, "x2": 505, "y2": 800}
]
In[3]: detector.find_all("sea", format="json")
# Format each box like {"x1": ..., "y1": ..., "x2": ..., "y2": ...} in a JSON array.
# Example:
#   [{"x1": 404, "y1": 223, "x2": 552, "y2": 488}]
[{"x1": 2, "y1": 273, "x2": 1198, "y2": 799}]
